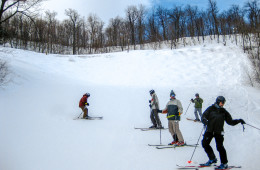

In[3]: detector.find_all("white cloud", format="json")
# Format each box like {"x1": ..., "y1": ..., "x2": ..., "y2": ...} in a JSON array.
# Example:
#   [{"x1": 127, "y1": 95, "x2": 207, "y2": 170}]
[{"x1": 41, "y1": 0, "x2": 151, "y2": 24}]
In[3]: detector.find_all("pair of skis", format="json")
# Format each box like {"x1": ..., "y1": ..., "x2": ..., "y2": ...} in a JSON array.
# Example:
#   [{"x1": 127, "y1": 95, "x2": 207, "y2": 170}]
[
  {"x1": 186, "y1": 118, "x2": 202, "y2": 123},
  {"x1": 134, "y1": 127, "x2": 168, "y2": 131},
  {"x1": 148, "y1": 143, "x2": 198, "y2": 149},
  {"x1": 73, "y1": 116, "x2": 103, "y2": 120},
  {"x1": 176, "y1": 164, "x2": 241, "y2": 170}
]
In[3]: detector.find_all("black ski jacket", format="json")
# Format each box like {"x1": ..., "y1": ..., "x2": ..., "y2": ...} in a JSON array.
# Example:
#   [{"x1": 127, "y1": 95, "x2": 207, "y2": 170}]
[{"x1": 202, "y1": 104, "x2": 240, "y2": 134}]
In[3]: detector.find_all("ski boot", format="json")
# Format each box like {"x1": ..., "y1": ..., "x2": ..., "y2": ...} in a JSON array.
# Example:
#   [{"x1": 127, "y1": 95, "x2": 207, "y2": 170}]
[
  {"x1": 200, "y1": 158, "x2": 217, "y2": 166},
  {"x1": 156, "y1": 125, "x2": 164, "y2": 129},
  {"x1": 168, "y1": 141, "x2": 178, "y2": 145},
  {"x1": 149, "y1": 125, "x2": 157, "y2": 128},
  {"x1": 176, "y1": 141, "x2": 185, "y2": 146},
  {"x1": 217, "y1": 163, "x2": 228, "y2": 169}
]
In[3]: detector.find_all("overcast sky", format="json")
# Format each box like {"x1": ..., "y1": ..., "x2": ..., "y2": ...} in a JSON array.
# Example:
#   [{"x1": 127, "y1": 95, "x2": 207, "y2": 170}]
[{"x1": 41, "y1": 0, "x2": 251, "y2": 24}]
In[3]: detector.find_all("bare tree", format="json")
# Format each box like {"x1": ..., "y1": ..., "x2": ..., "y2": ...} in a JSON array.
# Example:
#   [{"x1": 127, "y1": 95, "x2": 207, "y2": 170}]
[
  {"x1": 0, "y1": 0, "x2": 43, "y2": 41},
  {"x1": 126, "y1": 5, "x2": 138, "y2": 49},
  {"x1": 96, "y1": 20, "x2": 105, "y2": 52},
  {"x1": 106, "y1": 16, "x2": 122, "y2": 47},
  {"x1": 243, "y1": 0, "x2": 260, "y2": 83},
  {"x1": 34, "y1": 17, "x2": 47, "y2": 53},
  {"x1": 156, "y1": 6, "x2": 169, "y2": 41},
  {"x1": 87, "y1": 14, "x2": 104, "y2": 53},
  {"x1": 136, "y1": 4, "x2": 146, "y2": 49},
  {"x1": 65, "y1": 8, "x2": 83, "y2": 55},
  {"x1": 244, "y1": 0, "x2": 259, "y2": 31},
  {"x1": 208, "y1": 0, "x2": 220, "y2": 41},
  {"x1": 147, "y1": 7, "x2": 160, "y2": 43},
  {"x1": 45, "y1": 10, "x2": 57, "y2": 53},
  {"x1": 80, "y1": 18, "x2": 88, "y2": 50},
  {"x1": 168, "y1": 6, "x2": 183, "y2": 42},
  {"x1": 195, "y1": 10, "x2": 206, "y2": 42},
  {"x1": 185, "y1": 5, "x2": 198, "y2": 39}
]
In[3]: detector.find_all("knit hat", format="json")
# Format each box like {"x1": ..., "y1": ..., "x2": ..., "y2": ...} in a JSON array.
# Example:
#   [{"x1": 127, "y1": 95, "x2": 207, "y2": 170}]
[
  {"x1": 170, "y1": 90, "x2": 175, "y2": 97},
  {"x1": 149, "y1": 89, "x2": 155, "y2": 94}
]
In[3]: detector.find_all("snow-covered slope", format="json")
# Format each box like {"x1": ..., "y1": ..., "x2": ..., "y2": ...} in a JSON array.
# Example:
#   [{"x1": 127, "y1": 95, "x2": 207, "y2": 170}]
[{"x1": 0, "y1": 42, "x2": 260, "y2": 170}]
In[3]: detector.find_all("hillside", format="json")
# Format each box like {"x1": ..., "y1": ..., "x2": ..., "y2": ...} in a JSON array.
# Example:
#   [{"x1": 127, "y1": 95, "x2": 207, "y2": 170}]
[{"x1": 0, "y1": 42, "x2": 260, "y2": 170}]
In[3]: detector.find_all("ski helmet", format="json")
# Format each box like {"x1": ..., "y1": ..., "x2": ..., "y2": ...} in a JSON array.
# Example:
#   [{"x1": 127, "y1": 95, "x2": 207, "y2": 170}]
[
  {"x1": 216, "y1": 96, "x2": 225, "y2": 104},
  {"x1": 149, "y1": 89, "x2": 155, "y2": 94},
  {"x1": 195, "y1": 93, "x2": 199, "y2": 97},
  {"x1": 85, "y1": 93, "x2": 90, "y2": 97},
  {"x1": 170, "y1": 90, "x2": 176, "y2": 97}
]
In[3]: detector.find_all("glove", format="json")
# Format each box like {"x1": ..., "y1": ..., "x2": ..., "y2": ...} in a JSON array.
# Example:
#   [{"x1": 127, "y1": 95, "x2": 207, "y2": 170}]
[
  {"x1": 202, "y1": 118, "x2": 208, "y2": 126},
  {"x1": 85, "y1": 103, "x2": 89, "y2": 106},
  {"x1": 191, "y1": 99, "x2": 194, "y2": 102},
  {"x1": 157, "y1": 109, "x2": 162, "y2": 113},
  {"x1": 149, "y1": 104, "x2": 151, "y2": 108},
  {"x1": 149, "y1": 100, "x2": 151, "y2": 103},
  {"x1": 239, "y1": 119, "x2": 245, "y2": 124}
]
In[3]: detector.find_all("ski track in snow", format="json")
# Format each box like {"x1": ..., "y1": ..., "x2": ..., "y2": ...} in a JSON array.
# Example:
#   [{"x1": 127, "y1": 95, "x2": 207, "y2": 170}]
[{"x1": 0, "y1": 42, "x2": 260, "y2": 170}]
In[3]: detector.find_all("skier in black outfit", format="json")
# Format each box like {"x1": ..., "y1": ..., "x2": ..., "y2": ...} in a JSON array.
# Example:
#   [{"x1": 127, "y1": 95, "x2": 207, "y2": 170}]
[{"x1": 201, "y1": 96, "x2": 245, "y2": 169}]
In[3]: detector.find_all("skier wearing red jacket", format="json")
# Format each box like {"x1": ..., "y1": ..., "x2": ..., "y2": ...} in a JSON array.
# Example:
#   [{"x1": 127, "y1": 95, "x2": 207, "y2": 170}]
[{"x1": 79, "y1": 93, "x2": 90, "y2": 118}]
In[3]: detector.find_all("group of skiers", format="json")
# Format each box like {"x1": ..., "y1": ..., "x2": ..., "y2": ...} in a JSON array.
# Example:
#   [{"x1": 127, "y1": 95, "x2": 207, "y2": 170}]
[
  {"x1": 148, "y1": 89, "x2": 245, "y2": 169},
  {"x1": 78, "y1": 90, "x2": 245, "y2": 169}
]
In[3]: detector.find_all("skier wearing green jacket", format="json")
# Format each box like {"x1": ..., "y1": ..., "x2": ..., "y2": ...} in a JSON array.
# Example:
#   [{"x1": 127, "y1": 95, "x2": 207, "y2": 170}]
[{"x1": 191, "y1": 93, "x2": 203, "y2": 121}]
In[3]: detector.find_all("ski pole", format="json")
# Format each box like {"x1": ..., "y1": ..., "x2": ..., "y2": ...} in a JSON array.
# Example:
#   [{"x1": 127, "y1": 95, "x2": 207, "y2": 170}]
[
  {"x1": 246, "y1": 123, "x2": 260, "y2": 131},
  {"x1": 77, "y1": 112, "x2": 83, "y2": 119},
  {"x1": 188, "y1": 126, "x2": 205, "y2": 164},
  {"x1": 184, "y1": 101, "x2": 192, "y2": 115},
  {"x1": 160, "y1": 125, "x2": 162, "y2": 145},
  {"x1": 174, "y1": 120, "x2": 177, "y2": 142}
]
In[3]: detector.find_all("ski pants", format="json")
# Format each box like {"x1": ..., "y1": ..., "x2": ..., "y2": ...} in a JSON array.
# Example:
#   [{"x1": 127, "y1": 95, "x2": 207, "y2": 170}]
[
  {"x1": 150, "y1": 109, "x2": 161, "y2": 127},
  {"x1": 80, "y1": 106, "x2": 88, "y2": 118},
  {"x1": 168, "y1": 120, "x2": 184, "y2": 142},
  {"x1": 202, "y1": 132, "x2": 228, "y2": 164},
  {"x1": 194, "y1": 108, "x2": 202, "y2": 120}
]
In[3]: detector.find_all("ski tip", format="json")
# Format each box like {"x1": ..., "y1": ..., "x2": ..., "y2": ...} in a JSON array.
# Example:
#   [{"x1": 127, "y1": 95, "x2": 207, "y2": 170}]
[{"x1": 215, "y1": 165, "x2": 242, "y2": 170}]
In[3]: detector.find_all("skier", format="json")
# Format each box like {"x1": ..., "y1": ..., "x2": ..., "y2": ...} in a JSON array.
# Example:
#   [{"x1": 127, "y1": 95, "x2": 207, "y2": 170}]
[
  {"x1": 191, "y1": 93, "x2": 203, "y2": 121},
  {"x1": 149, "y1": 89, "x2": 162, "y2": 129},
  {"x1": 201, "y1": 96, "x2": 245, "y2": 169},
  {"x1": 79, "y1": 93, "x2": 90, "y2": 119},
  {"x1": 159, "y1": 90, "x2": 185, "y2": 146}
]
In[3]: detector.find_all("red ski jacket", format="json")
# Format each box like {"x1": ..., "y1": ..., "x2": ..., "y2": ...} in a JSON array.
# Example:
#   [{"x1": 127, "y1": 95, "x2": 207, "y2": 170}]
[{"x1": 79, "y1": 95, "x2": 88, "y2": 107}]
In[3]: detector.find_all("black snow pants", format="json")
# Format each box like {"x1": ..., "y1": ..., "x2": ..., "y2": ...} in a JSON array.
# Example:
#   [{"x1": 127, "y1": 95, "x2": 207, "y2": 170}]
[
  {"x1": 202, "y1": 132, "x2": 228, "y2": 164},
  {"x1": 150, "y1": 109, "x2": 161, "y2": 127}
]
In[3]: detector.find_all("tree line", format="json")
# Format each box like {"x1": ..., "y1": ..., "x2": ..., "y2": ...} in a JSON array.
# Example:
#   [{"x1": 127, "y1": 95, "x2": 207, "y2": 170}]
[
  {"x1": 0, "y1": 0, "x2": 259, "y2": 85},
  {"x1": 0, "y1": 0, "x2": 259, "y2": 55}
]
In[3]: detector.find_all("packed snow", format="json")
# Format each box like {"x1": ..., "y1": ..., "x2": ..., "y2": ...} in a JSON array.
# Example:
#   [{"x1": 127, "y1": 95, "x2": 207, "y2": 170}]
[{"x1": 0, "y1": 42, "x2": 260, "y2": 170}]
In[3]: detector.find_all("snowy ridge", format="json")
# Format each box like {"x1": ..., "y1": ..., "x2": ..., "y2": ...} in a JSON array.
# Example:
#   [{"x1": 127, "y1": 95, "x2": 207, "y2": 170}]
[{"x1": 0, "y1": 42, "x2": 259, "y2": 170}]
